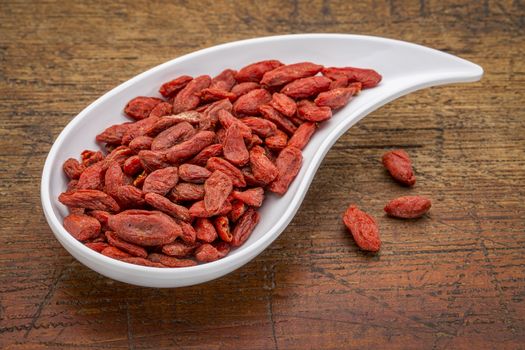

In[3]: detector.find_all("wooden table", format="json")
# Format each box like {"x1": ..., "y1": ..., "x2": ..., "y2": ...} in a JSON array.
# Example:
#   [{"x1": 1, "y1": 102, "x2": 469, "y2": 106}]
[{"x1": 1, "y1": 1, "x2": 524, "y2": 349}]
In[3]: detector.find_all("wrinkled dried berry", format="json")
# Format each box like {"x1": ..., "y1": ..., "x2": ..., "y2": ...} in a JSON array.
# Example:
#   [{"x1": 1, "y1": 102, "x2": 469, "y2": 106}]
[
  {"x1": 268, "y1": 146, "x2": 303, "y2": 195},
  {"x1": 109, "y1": 210, "x2": 182, "y2": 246},
  {"x1": 142, "y1": 167, "x2": 179, "y2": 195},
  {"x1": 63, "y1": 214, "x2": 101, "y2": 241},
  {"x1": 204, "y1": 170, "x2": 233, "y2": 213},
  {"x1": 382, "y1": 149, "x2": 416, "y2": 186},
  {"x1": 231, "y1": 208, "x2": 260, "y2": 247},
  {"x1": 342, "y1": 205, "x2": 381, "y2": 252},
  {"x1": 384, "y1": 196, "x2": 431, "y2": 218}
]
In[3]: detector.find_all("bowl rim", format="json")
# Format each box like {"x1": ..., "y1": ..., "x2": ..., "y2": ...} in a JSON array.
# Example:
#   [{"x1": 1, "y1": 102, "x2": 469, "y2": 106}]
[{"x1": 40, "y1": 33, "x2": 483, "y2": 279}]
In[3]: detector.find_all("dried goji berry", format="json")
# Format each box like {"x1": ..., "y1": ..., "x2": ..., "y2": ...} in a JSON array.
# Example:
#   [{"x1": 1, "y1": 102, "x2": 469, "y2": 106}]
[
  {"x1": 146, "y1": 111, "x2": 202, "y2": 136},
  {"x1": 123, "y1": 155, "x2": 143, "y2": 176},
  {"x1": 129, "y1": 136, "x2": 153, "y2": 153},
  {"x1": 151, "y1": 121, "x2": 196, "y2": 151},
  {"x1": 63, "y1": 158, "x2": 85, "y2": 180},
  {"x1": 231, "y1": 208, "x2": 260, "y2": 247},
  {"x1": 210, "y1": 69, "x2": 237, "y2": 90},
  {"x1": 169, "y1": 183, "x2": 205, "y2": 202},
  {"x1": 231, "y1": 82, "x2": 260, "y2": 98},
  {"x1": 144, "y1": 192, "x2": 191, "y2": 222},
  {"x1": 281, "y1": 76, "x2": 331, "y2": 99},
  {"x1": 68, "y1": 207, "x2": 86, "y2": 215},
  {"x1": 240, "y1": 117, "x2": 277, "y2": 138},
  {"x1": 90, "y1": 232, "x2": 106, "y2": 243},
  {"x1": 233, "y1": 89, "x2": 271, "y2": 116},
  {"x1": 288, "y1": 122, "x2": 317, "y2": 150},
  {"x1": 189, "y1": 199, "x2": 232, "y2": 218},
  {"x1": 121, "y1": 117, "x2": 159, "y2": 145},
  {"x1": 232, "y1": 187, "x2": 264, "y2": 207},
  {"x1": 261, "y1": 62, "x2": 323, "y2": 87},
  {"x1": 269, "y1": 93, "x2": 297, "y2": 117},
  {"x1": 104, "y1": 146, "x2": 134, "y2": 167},
  {"x1": 63, "y1": 213, "x2": 101, "y2": 241},
  {"x1": 314, "y1": 83, "x2": 361, "y2": 110},
  {"x1": 85, "y1": 242, "x2": 109, "y2": 253},
  {"x1": 382, "y1": 149, "x2": 416, "y2": 186},
  {"x1": 265, "y1": 129, "x2": 288, "y2": 151},
  {"x1": 178, "y1": 164, "x2": 211, "y2": 183},
  {"x1": 77, "y1": 162, "x2": 105, "y2": 190},
  {"x1": 115, "y1": 185, "x2": 145, "y2": 209},
  {"x1": 178, "y1": 220, "x2": 197, "y2": 243},
  {"x1": 195, "y1": 102, "x2": 214, "y2": 113},
  {"x1": 195, "y1": 218, "x2": 218, "y2": 243},
  {"x1": 165, "y1": 130, "x2": 216, "y2": 164},
  {"x1": 384, "y1": 196, "x2": 431, "y2": 218},
  {"x1": 96, "y1": 123, "x2": 132, "y2": 145},
  {"x1": 214, "y1": 241, "x2": 231, "y2": 257},
  {"x1": 246, "y1": 134, "x2": 263, "y2": 150},
  {"x1": 67, "y1": 179, "x2": 79, "y2": 192},
  {"x1": 229, "y1": 200, "x2": 247, "y2": 223},
  {"x1": 223, "y1": 122, "x2": 250, "y2": 166},
  {"x1": 187, "y1": 144, "x2": 223, "y2": 166},
  {"x1": 249, "y1": 145, "x2": 278, "y2": 185},
  {"x1": 287, "y1": 114, "x2": 305, "y2": 127},
  {"x1": 342, "y1": 205, "x2": 381, "y2": 252},
  {"x1": 104, "y1": 162, "x2": 127, "y2": 197},
  {"x1": 218, "y1": 110, "x2": 252, "y2": 138},
  {"x1": 142, "y1": 167, "x2": 179, "y2": 195},
  {"x1": 172, "y1": 75, "x2": 211, "y2": 114},
  {"x1": 106, "y1": 230, "x2": 148, "y2": 258},
  {"x1": 216, "y1": 128, "x2": 226, "y2": 143},
  {"x1": 268, "y1": 146, "x2": 303, "y2": 195},
  {"x1": 59, "y1": 189, "x2": 120, "y2": 212},
  {"x1": 149, "y1": 102, "x2": 173, "y2": 118},
  {"x1": 328, "y1": 74, "x2": 349, "y2": 89},
  {"x1": 206, "y1": 157, "x2": 246, "y2": 187},
  {"x1": 296, "y1": 100, "x2": 332, "y2": 122},
  {"x1": 213, "y1": 216, "x2": 232, "y2": 242},
  {"x1": 159, "y1": 75, "x2": 193, "y2": 98},
  {"x1": 236, "y1": 60, "x2": 283, "y2": 83},
  {"x1": 241, "y1": 167, "x2": 267, "y2": 187},
  {"x1": 138, "y1": 150, "x2": 170, "y2": 172},
  {"x1": 259, "y1": 105, "x2": 297, "y2": 136},
  {"x1": 108, "y1": 209, "x2": 182, "y2": 246},
  {"x1": 81, "y1": 150, "x2": 105, "y2": 167},
  {"x1": 148, "y1": 253, "x2": 197, "y2": 267},
  {"x1": 194, "y1": 243, "x2": 225, "y2": 262},
  {"x1": 101, "y1": 246, "x2": 132, "y2": 259},
  {"x1": 87, "y1": 210, "x2": 112, "y2": 231},
  {"x1": 162, "y1": 241, "x2": 198, "y2": 257},
  {"x1": 124, "y1": 96, "x2": 163, "y2": 120},
  {"x1": 322, "y1": 66, "x2": 382, "y2": 88},
  {"x1": 198, "y1": 99, "x2": 233, "y2": 131},
  {"x1": 204, "y1": 170, "x2": 233, "y2": 213},
  {"x1": 133, "y1": 170, "x2": 148, "y2": 188},
  {"x1": 200, "y1": 88, "x2": 237, "y2": 102}
]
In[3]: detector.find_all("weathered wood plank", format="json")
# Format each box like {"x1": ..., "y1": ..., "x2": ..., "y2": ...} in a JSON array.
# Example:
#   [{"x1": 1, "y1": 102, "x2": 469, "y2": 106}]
[{"x1": 0, "y1": 0, "x2": 524, "y2": 349}]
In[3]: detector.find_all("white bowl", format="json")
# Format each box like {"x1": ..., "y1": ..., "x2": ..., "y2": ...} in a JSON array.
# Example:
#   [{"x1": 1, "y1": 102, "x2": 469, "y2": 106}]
[{"x1": 41, "y1": 34, "x2": 483, "y2": 288}]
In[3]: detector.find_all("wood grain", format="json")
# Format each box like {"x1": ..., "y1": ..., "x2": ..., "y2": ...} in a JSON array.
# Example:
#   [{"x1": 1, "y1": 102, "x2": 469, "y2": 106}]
[{"x1": 0, "y1": 0, "x2": 524, "y2": 349}]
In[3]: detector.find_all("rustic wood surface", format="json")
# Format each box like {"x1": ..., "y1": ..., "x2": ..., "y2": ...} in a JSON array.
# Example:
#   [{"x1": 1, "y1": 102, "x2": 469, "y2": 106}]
[{"x1": 1, "y1": 1, "x2": 524, "y2": 349}]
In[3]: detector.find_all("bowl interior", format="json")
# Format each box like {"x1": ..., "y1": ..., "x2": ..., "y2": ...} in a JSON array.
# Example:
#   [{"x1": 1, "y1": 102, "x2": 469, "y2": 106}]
[
  {"x1": 42, "y1": 34, "x2": 481, "y2": 286},
  {"x1": 47, "y1": 37, "x2": 387, "y2": 251}
]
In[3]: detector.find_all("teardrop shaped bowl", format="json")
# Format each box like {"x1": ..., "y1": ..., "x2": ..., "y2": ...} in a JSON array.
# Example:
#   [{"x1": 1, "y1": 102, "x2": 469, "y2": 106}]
[{"x1": 41, "y1": 34, "x2": 483, "y2": 287}]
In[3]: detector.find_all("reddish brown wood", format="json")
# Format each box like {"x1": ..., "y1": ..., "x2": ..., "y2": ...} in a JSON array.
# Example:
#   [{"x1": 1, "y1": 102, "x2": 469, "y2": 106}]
[{"x1": 0, "y1": 1, "x2": 524, "y2": 349}]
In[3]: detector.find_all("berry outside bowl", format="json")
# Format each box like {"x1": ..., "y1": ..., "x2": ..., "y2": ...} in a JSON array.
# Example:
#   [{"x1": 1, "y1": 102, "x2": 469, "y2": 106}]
[{"x1": 41, "y1": 33, "x2": 483, "y2": 288}]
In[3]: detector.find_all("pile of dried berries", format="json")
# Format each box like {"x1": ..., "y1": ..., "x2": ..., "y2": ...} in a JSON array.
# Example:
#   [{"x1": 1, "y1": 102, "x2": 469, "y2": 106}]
[
  {"x1": 59, "y1": 60, "x2": 382, "y2": 267},
  {"x1": 342, "y1": 149, "x2": 432, "y2": 252}
]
